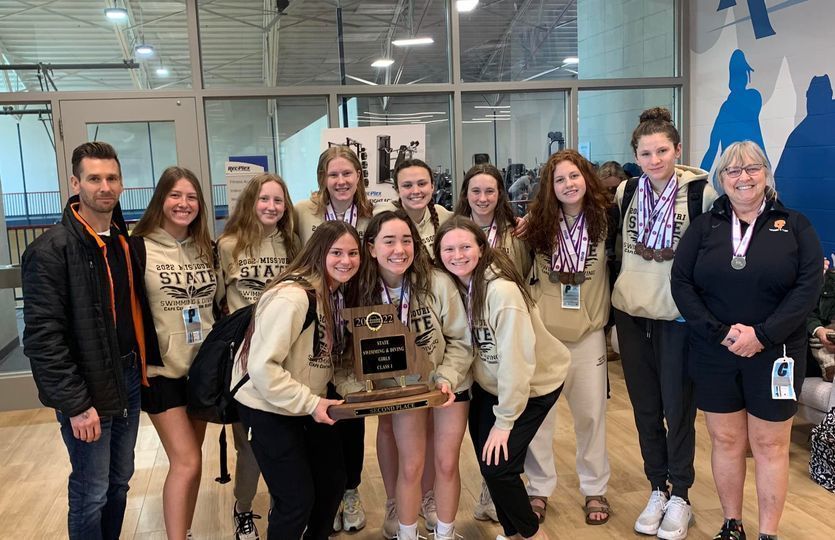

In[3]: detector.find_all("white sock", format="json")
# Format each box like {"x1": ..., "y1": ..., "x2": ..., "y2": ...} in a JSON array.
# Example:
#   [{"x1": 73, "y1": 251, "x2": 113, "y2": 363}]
[
  {"x1": 398, "y1": 522, "x2": 418, "y2": 540},
  {"x1": 435, "y1": 519, "x2": 454, "y2": 536}
]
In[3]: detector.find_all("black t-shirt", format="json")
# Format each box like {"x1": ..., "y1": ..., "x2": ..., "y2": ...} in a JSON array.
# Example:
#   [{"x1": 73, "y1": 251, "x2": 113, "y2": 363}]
[{"x1": 101, "y1": 228, "x2": 137, "y2": 357}]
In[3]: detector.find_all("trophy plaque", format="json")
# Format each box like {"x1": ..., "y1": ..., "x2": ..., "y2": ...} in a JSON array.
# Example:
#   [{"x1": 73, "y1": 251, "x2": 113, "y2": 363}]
[{"x1": 329, "y1": 303, "x2": 447, "y2": 419}]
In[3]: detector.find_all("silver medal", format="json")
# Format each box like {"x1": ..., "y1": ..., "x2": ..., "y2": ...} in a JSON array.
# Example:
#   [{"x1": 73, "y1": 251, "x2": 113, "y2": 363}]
[{"x1": 731, "y1": 256, "x2": 746, "y2": 270}]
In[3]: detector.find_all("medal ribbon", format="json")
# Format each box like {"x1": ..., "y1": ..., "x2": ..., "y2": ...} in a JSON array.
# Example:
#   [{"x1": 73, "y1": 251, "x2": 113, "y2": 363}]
[
  {"x1": 380, "y1": 277, "x2": 411, "y2": 327},
  {"x1": 552, "y1": 212, "x2": 589, "y2": 273},
  {"x1": 636, "y1": 174, "x2": 677, "y2": 249},
  {"x1": 486, "y1": 218, "x2": 498, "y2": 248},
  {"x1": 325, "y1": 202, "x2": 358, "y2": 227},
  {"x1": 328, "y1": 290, "x2": 345, "y2": 355},
  {"x1": 731, "y1": 198, "x2": 766, "y2": 257}
]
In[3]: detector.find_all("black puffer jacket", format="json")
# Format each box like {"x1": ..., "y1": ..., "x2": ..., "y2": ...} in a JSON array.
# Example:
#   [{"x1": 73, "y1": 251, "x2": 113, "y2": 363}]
[{"x1": 22, "y1": 196, "x2": 150, "y2": 417}]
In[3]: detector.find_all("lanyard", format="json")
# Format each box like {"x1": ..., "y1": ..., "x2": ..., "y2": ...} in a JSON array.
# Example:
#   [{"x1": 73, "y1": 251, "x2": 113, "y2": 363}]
[
  {"x1": 380, "y1": 277, "x2": 411, "y2": 327},
  {"x1": 636, "y1": 174, "x2": 677, "y2": 249},
  {"x1": 329, "y1": 289, "x2": 345, "y2": 354},
  {"x1": 731, "y1": 199, "x2": 766, "y2": 257},
  {"x1": 552, "y1": 212, "x2": 588, "y2": 273},
  {"x1": 486, "y1": 218, "x2": 498, "y2": 248},
  {"x1": 325, "y1": 202, "x2": 358, "y2": 227}
]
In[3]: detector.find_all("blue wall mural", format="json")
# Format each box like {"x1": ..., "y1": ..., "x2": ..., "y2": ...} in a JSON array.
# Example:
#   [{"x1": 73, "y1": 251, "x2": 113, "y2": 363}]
[{"x1": 718, "y1": 0, "x2": 776, "y2": 38}]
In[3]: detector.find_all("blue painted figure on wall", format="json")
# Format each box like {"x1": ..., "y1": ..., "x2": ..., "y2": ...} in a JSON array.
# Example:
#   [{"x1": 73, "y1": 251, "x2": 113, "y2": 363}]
[
  {"x1": 701, "y1": 49, "x2": 767, "y2": 176},
  {"x1": 718, "y1": 0, "x2": 776, "y2": 38},
  {"x1": 775, "y1": 74, "x2": 835, "y2": 255}
]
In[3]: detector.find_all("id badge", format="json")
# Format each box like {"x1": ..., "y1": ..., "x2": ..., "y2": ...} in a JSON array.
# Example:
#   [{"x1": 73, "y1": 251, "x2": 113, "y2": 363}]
[
  {"x1": 561, "y1": 284, "x2": 581, "y2": 310},
  {"x1": 183, "y1": 304, "x2": 204, "y2": 344},
  {"x1": 770, "y1": 356, "x2": 796, "y2": 401}
]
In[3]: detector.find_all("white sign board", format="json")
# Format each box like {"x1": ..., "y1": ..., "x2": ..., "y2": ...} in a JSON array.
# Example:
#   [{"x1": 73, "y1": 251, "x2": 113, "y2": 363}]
[{"x1": 225, "y1": 161, "x2": 265, "y2": 214}]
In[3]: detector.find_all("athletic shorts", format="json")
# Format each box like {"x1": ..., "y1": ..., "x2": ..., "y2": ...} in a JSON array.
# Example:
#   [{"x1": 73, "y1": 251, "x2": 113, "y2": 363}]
[
  {"x1": 690, "y1": 350, "x2": 804, "y2": 422},
  {"x1": 141, "y1": 375, "x2": 188, "y2": 415}
]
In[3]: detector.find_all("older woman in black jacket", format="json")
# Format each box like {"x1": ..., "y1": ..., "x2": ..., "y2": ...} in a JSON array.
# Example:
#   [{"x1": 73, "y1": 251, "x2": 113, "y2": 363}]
[{"x1": 671, "y1": 140, "x2": 822, "y2": 540}]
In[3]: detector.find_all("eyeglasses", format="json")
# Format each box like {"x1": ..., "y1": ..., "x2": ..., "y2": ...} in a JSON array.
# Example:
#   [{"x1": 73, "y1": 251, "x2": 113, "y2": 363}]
[{"x1": 722, "y1": 164, "x2": 765, "y2": 178}]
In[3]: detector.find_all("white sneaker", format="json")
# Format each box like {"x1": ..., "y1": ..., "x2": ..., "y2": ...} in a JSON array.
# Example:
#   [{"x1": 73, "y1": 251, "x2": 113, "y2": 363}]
[
  {"x1": 473, "y1": 481, "x2": 499, "y2": 522},
  {"x1": 657, "y1": 496, "x2": 693, "y2": 540},
  {"x1": 430, "y1": 529, "x2": 462, "y2": 540},
  {"x1": 233, "y1": 503, "x2": 261, "y2": 540},
  {"x1": 634, "y1": 489, "x2": 668, "y2": 535},
  {"x1": 333, "y1": 500, "x2": 343, "y2": 532},
  {"x1": 383, "y1": 499, "x2": 399, "y2": 539},
  {"x1": 342, "y1": 488, "x2": 367, "y2": 532},
  {"x1": 420, "y1": 489, "x2": 438, "y2": 531}
]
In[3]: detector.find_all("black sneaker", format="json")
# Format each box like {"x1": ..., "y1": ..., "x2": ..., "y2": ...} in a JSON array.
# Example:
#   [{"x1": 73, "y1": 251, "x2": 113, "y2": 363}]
[
  {"x1": 714, "y1": 519, "x2": 746, "y2": 540},
  {"x1": 234, "y1": 504, "x2": 262, "y2": 540}
]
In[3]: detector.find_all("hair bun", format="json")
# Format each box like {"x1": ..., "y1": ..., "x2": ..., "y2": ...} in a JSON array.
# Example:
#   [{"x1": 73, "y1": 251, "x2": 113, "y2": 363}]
[{"x1": 639, "y1": 107, "x2": 672, "y2": 124}]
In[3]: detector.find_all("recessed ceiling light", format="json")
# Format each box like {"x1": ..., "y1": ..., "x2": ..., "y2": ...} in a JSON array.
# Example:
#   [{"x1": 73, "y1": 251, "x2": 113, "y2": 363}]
[
  {"x1": 456, "y1": 0, "x2": 479, "y2": 12},
  {"x1": 156, "y1": 66, "x2": 169, "y2": 76},
  {"x1": 563, "y1": 57, "x2": 579, "y2": 65},
  {"x1": 104, "y1": 7, "x2": 128, "y2": 21},
  {"x1": 135, "y1": 44, "x2": 155, "y2": 56},
  {"x1": 371, "y1": 58, "x2": 395, "y2": 68},
  {"x1": 392, "y1": 37, "x2": 434, "y2": 47}
]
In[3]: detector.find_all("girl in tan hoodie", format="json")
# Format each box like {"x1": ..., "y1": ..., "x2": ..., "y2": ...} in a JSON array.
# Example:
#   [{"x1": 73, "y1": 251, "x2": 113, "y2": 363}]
[
  {"x1": 434, "y1": 217, "x2": 570, "y2": 540},
  {"x1": 217, "y1": 173, "x2": 301, "y2": 539},
  {"x1": 231, "y1": 220, "x2": 361, "y2": 540},
  {"x1": 131, "y1": 166, "x2": 219, "y2": 540}
]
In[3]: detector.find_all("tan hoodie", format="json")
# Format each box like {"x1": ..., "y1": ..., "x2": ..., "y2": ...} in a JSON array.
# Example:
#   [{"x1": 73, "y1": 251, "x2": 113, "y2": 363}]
[
  {"x1": 496, "y1": 229, "x2": 532, "y2": 280},
  {"x1": 232, "y1": 279, "x2": 336, "y2": 416},
  {"x1": 142, "y1": 228, "x2": 218, "y2": 379},
  {"x1": 218, "y1": 229, "x2": 300, "y2": 313},
  {"x1": 373, "y1": 202, "x2": 452, "y2": 259},
  {"x1": 612, "y1": 165, "x2": 718, "y2": 320},
  {"x1": 530, "y1": 234, "x2": 610, "y2": 343},
  {"x1": 469, "y1": 271, "x2": 570, "y2": 430},
  {"x1": 295, "y1": 198, "x2": 370, "y2": 245}
]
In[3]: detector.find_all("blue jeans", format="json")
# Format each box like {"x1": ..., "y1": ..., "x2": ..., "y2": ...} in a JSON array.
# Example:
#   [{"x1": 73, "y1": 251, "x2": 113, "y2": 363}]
[{"x1": 56, "y1": 364, "x2": 141, "y2": 540}]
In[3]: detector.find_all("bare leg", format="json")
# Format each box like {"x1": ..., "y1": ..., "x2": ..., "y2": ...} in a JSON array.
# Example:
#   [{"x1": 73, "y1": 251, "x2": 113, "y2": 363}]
[
  {"x1": 392, "y1": 408, "x2": 429, "y2": 526},
  {"x1": 748, "y1": 414, "x2": 792, "y2": 535},
  {"x1": 430, "y1": 401, "x2": 469, "y2": 523},
  {"x1": 705, "y1": 410, "x2": 748, "y2": 520},
  {"x1": 377, "y1": 414, "x2": 399, "y2": 499}
]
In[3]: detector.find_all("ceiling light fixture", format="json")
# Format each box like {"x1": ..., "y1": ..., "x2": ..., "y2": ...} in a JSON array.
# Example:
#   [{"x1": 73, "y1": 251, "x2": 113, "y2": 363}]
[
  {"x1": 135, "y1": 43, "x2": 155, "y2": 56},
  {"x1": 456, "y1": 0, "x2": 479, "y2": 12},
  {"x1": 392, "y1": 37, "x2": 434, "y2": 47},
  {"x1": 474, "y1": 105, "x2": 510, "y2": 109},
  {"x1": 156, "y1": 66, "x2": 169, "y2": 76},
  {"x1": 104, "y1": 7, "x2": 128, "y2": 21},
  {"x1": 371, "y1": 58, "x2": 395, "y2": 68},
  {"x1": 563, "y1": 57, "x2": 579, "y2": 65}
]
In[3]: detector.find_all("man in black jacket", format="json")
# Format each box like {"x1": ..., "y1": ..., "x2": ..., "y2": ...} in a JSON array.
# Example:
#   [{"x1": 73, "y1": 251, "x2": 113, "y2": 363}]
[{"x1": 22, "y1": 142, "x2": 147, "y2": 540}]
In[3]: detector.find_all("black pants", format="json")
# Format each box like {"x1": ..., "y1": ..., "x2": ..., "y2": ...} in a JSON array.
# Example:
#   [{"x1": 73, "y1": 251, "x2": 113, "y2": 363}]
[
  {"x1": 329, "y1": 384, "x2": 364, "y2": 490},
  {"x1": 238, "y1": 404, "x2": 346, "y2": 540},
  {"x1": 469, "y1": 383, "x2": 561, "y2": 538},
  {"x1": 614, "y1": 309, "x2": 696, "y2": 498}
]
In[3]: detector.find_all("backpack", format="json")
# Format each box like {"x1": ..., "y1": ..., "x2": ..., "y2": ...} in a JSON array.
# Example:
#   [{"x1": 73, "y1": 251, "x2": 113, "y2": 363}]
[
  {"x1": 185, "y1": 278, "x2": 317, "y2": 483},
  {"x1": 809, "y1": 406, "x2": 835, "y2": 492}
]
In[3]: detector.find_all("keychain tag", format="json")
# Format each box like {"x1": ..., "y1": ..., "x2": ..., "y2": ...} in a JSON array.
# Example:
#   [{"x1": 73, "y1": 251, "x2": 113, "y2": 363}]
[
  {"x1": 770, "y1": 347, "x2": 795, "y2": 401},
  {"x1": 183, "y1": 304, "x2": 204, "y2": 344},
  {"x1": 561, "y1": 284, "x2": 581, "y2": 310}
]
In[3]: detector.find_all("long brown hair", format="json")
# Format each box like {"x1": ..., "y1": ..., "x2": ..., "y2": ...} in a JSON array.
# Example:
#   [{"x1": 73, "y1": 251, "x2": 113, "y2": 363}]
[
  {"x1": 526, "y1": 150, "x2": 610, "y2": 254},
  {"x1": 351, "y1": 210, "x2": 434, "y2": 307},
  {"x1": 433, "y1": 216, "x2": 533, "y2": 325},
  {"x1": 392, "y1": 158, "x2": 441, "y2": 233},
  {"x1": 219, "y1": 174, "x2": 300, "y2": 268},
  {"x1": 132, "y1": 166, "x2": 213, "y2": 264},
  {"x1": 237, "y1": 220, "x2": 361, "y2": 370},
  {"x1": 312, "y1": 146, "x2": 374, "y2": 217},
  {"x1": 453, "y1": 164, "x2": 517, "y2": 248}
]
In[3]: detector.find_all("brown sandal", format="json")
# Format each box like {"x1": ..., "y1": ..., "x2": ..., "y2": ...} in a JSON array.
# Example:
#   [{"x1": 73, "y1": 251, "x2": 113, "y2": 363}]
[
  {"x1": 529, "y1": 496, "x2": 547, "y2": 524},
  {"x1": 584, "y1": 495, "x2": 611, "y2": 525}
]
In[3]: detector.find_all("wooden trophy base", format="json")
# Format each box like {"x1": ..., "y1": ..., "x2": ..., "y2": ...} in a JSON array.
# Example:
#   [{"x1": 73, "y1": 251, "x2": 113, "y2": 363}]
[{"x1": 329, "y1": 386, "x2": 447, "y2": 419}]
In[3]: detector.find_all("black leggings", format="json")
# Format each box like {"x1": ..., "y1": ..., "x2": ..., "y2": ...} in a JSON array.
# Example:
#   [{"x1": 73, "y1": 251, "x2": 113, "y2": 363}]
[
  {"x1": 238, "y1": 404, "x2": 346, "y2": 540},
  {"x1": 469, "y1": 383, "x2": 561, "y2": 538}
]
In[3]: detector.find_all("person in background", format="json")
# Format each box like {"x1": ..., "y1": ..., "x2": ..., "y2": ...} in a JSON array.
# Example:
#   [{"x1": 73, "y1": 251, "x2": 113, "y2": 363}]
[
  {"x1": 353, "y1": 210, "x2": 471, "y2": 540},
  {"x1": 434, "y1": 217, "x2": 570, "y2": 540},
  {"x1": 131, "y1": 166, "x2": 220, "y2": 540},
  {"x1": 672, "y1": 140, "x2": 822, "y2": 540},
  {"x1": 22, "y1": 142, "x2": 147, "y2": 540},
  {"x1": 807, "y1": 254, "x2": 835, "y2": 382},
  {"x1": 294, "y1": 145, "x2": 374, "y2": 532},
  {"x1": 597, "y1": 161, "x2": 630, "y2": 202},
  {"x1": 523, "y1": 149, "x2": 614, "y2": 526},
  {"x1": 612, "y1": 107, "x2": 718, "y2": 540},
  {"x1": 232, "y1": 221, "x2": 361, "y2": 540},
  {"x1": 217, "y1": 173, "x2": 301, "y2": 539}
]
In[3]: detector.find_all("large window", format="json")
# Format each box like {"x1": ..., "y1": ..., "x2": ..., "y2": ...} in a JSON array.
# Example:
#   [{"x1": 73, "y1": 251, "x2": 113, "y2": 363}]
[{"x1": 199, "y1": 0, "x2": 450, "y2": 87}]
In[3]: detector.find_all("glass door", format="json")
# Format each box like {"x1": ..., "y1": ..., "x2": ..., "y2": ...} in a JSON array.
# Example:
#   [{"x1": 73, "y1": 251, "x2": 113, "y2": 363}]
[{"x1": 58, "y1": 97, "x2": 203, "y2": 223}]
